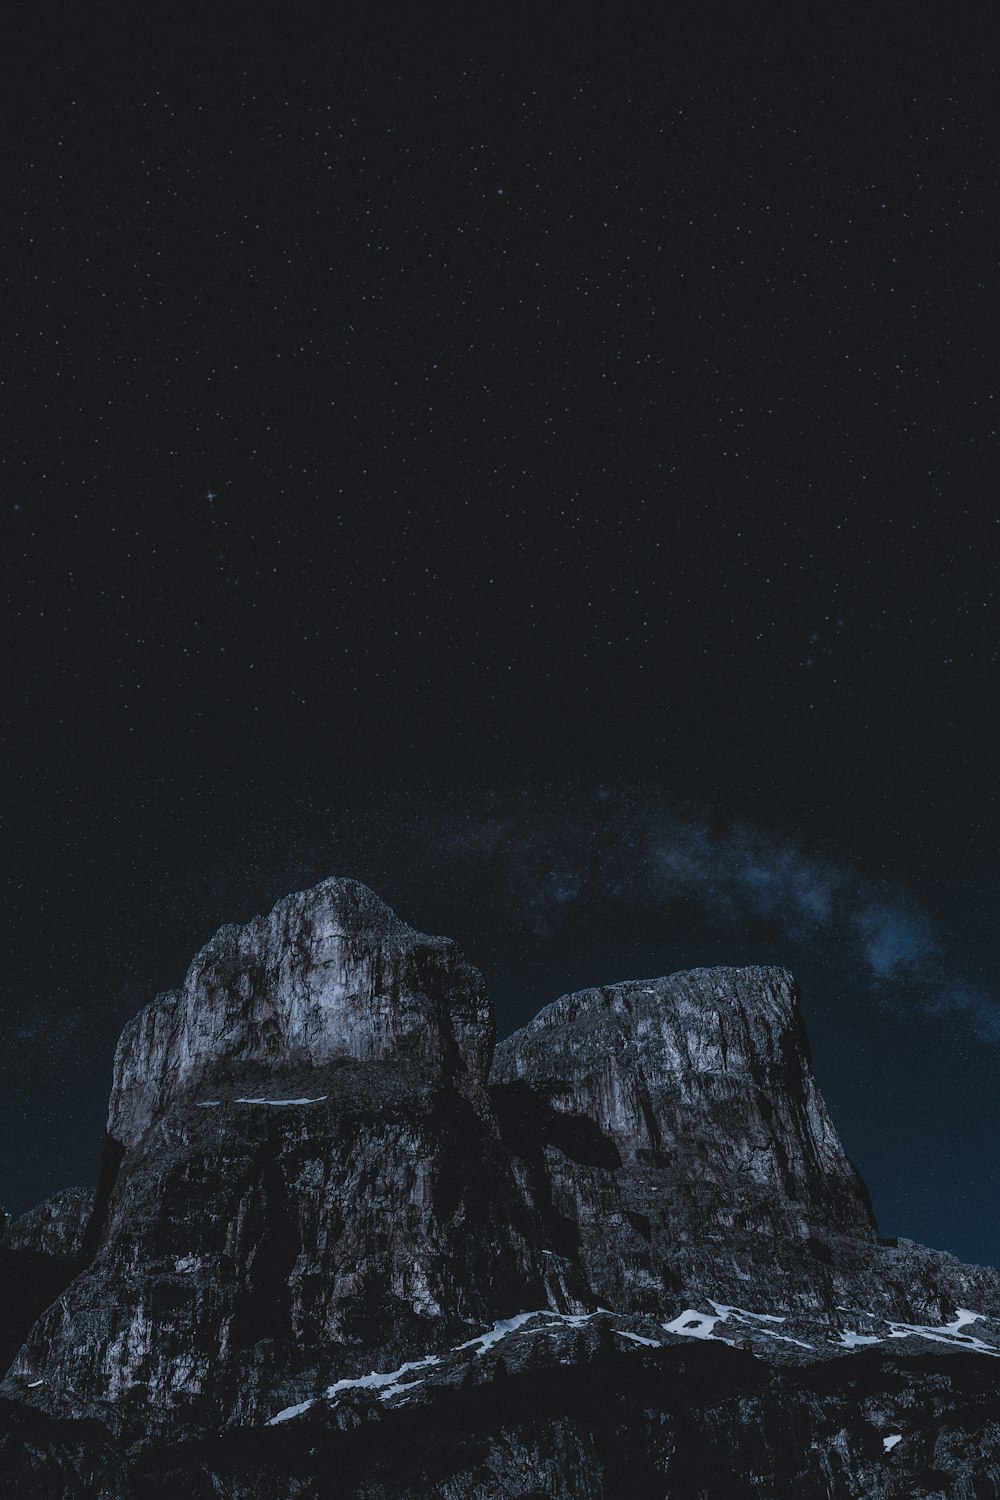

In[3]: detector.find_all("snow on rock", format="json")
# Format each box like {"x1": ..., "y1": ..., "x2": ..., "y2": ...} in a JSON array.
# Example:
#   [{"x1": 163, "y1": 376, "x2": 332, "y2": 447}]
[
  {"x1": 662, "y1": 1310, "x2": 726, "y2": 1341},
  {"x1": 265, "y1": 1312, "x2": 617, "y2": 1426},
  {"x1": 833, "y1": 1331, "x2": 883, "y2": 1349},
  {"x1": 663, "y1": 1302, "x2": 811, "y2": 1349},
  {"x1": 234, "y1": 1096, "x2": 328, "y2": 1106},
  {"x1": 326, "y1": 1354, "x2": 442, "y2": 1403},
  {"x1": 267, "y1": 1398, "x2": 316, "y2": 1426},
  {"x1": 885, "y1": 1315, "x2": 1000, "y2": 1356},
  {"x1": 940, "y1": 1308, "x2": 984, "y2": 1335}
]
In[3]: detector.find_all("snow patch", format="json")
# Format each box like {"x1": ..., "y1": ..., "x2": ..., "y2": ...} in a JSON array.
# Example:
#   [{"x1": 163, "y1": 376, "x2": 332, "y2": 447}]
[
  {"x1": 325, "y1": 1353, "x2": 442, "y2": 1403},
  {"x1": 267, "y1": 1398, "x2": 316, "y2": 1425},
  {"x1": 833, "y1": 1307, "x2": 994, "y2": 1353},
  {"x1": 615, "y1": 1330, "x2": 662, "y2": 1348},
  {"x1": 263, "y1": 1302, "x2": 1000, "y2": 1428},
  {"x1": 663, "y1": 1302, "x2": 812, "y2": 1350},
  {"x1": 941, "y1": 1308, "x2": 984, "y2": 1335},
  {"x1": 663, "y1": 1309, "x2": 724, "y2": 1340},
  {"x1": 264, "y1": 1311, "x2": 611, "y2": 1425},
  {"x1": 885, "y1": 1315, "x2": 1000, "y2": 1357},
  {"x1": 833, "y1": 1331, "x2": 882, "y2": 1349},
  {"x1": 457, "y1": 1310, "x2": 602, "y2": 1356},
  {"x1": 235, "y1": 1096, "x2": 328, "y2": 1106}
]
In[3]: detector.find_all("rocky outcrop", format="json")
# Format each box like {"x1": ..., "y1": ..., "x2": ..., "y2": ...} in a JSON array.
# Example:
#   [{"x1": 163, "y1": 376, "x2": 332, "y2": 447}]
[
  {"x1": 2, "y1": 876, "x2": 1000, "y2": 1495},
  {"x1": 492, "y1": 968, "x2": 878, "y2": 1316},
  {"x1": 5, "y1": 1320, "x2": 1000, "y2": 1498},
  {"x1": 491, "y1": 968, "x2": 1000, "y2": 1329},
  {"x1": 1, "y1": 1187, "x2": 95, "y2": 1262},
  {"x1": 3, "y1": 881, "x2": 545, "y2": 1439},
  {"x1": 0, "y1": 1398, "x2": 130, "y2": 1499},
  {"x1": 492, "y1": 967, "x2": 874, "y2": 1230},
  {"x1": 130, "y1": 1334, "x2": 1000, "y2": 1499},
  {"x1": 0, "y1": 1189, "x2": 96, "y2": 1381},
  {"x1": 109, "y1": 879, "x2": 495, "y2": 1151}
]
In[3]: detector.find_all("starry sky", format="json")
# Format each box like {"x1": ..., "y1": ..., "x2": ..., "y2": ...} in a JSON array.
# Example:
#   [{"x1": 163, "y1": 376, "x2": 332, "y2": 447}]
[{"x1": 3, "y1": 10, "x2": 1000, "y2": 1264}]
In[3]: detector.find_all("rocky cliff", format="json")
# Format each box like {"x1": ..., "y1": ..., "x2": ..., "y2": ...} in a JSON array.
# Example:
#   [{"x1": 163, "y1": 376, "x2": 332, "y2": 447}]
[
  {"x1": 491, "y1": 968, "x2": 880, "y2": 1318},
  {"x1": 108, "y1": 878, "x2": 495, "y2": 1150},
  {"x1": 0, "y1": 1188, "x2": 95, "y2": 1380},
  {"x1": 3, "y1": 881, "x2": 546, "y2": 1440},
  {"x1": 2, "y1": 876, "x2": 999, "y2": 1497}
]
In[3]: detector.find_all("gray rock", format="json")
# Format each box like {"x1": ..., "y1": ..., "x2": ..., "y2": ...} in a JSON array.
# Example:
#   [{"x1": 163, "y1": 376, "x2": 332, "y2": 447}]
[
  {"x1": 493, "y1": 967, "x2": 873, "y2": 1232},
  {"x1": 0, "y1": 1189, "x2": 97, "y2": 1382},
  {"x1": 1, "y1": 1188, "x2": 96, "y2": 1261},
  {"x1": 109, "y1": 877, "x2": 495, "y2": 1151},
  {"x1": 4, "y1": 876, "x2": 1000, "y2": 1496},
  {"x1": 491, "y1": 968, "x2": 1000, "y2": 1329},
  {"x1": 4, "y1": 880, "x2": 546, "y2": 1439}
]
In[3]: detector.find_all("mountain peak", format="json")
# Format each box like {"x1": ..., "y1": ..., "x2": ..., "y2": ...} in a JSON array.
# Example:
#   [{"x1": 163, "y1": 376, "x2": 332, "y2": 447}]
[{"x1": 108, "y1": 876, "x2": 494, "y2": 1149}]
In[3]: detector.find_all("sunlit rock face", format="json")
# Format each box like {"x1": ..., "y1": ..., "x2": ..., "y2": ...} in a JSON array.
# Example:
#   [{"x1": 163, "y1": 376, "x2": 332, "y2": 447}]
[{"x1": 4, "y1": 880, "x2": 544, "y2": 1438}]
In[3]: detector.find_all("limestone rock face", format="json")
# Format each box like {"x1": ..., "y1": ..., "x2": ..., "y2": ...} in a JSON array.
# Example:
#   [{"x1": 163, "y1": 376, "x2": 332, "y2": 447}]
[
  {"x1": 4, "y1": 879, "x2": 1000, "y2": 1497},
  {"x1": 1, "y1": 1188, "x2": 96, "y2": 1262},
  {"x1": 4, "y1": 880, "x2": 544, "y2": 1438},
  {"x1": 109, "y1": 878, "x2": 494, "y2": 1151},
  {"x1": 493, "y1": 967, "x2": 873, "y2": 1227},
  {"x1": 0, "y1": 1190, "x2": 96, "y2": 1381},
  {"x1": 489, "y1": 968, "x2": 980, "y2": 1323}
]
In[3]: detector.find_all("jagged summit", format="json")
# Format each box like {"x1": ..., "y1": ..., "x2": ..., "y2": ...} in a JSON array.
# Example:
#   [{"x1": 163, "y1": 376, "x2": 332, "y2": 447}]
[
  {"x1": 493, "y1": 964, "x2": 875, "y2": 1237},
  {"x1": 109, "y1": 876, "x2": 494, "y2": 1149},
  {"x1": 4, "y1": 878, "x2": 1000, "y2": 1495}
]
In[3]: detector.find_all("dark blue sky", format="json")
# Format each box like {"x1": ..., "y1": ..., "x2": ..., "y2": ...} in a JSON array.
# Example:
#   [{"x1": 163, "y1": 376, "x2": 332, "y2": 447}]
[{"x1": 2, "y1": 9, "x2": 999, "y2": 1266}]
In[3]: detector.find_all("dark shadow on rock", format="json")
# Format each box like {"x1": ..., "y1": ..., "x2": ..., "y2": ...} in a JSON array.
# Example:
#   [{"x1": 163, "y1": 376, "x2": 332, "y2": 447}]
[
  {"x1": 489, "y1": 1081, "x2": 622, "y2": 1170},
  {"x1": 0, "y1": 1249, "x2": 81, "y2": 1378}
]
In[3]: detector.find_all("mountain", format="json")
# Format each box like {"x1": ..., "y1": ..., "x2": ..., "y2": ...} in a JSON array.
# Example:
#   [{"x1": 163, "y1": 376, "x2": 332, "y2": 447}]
[
  {"x1": 1, "y1": 876, "x2": 999, "y2": 1497},
  {"x1": 0, "y1": 1188, "x2": 95, "y2": 1378}
]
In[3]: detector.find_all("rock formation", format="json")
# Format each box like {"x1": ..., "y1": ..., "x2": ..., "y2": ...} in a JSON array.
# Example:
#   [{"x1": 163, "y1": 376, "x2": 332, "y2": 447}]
[
  {"x1": 3, "y1": 881, "x2": 545, "y2": 1439},
  {"x1": 492, "y1": 968, "x2": 877, "y2": 1315},
  {"x1": 2, "y1": 876, "x2": 999, "y2": 1496},
  {"x1": 0, "y1": 1188, "x2": 95, "y2": 1379}
]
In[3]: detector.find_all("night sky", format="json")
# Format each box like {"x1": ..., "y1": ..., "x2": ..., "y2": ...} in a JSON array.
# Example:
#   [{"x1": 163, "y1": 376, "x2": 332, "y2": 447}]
[{"x1": 3, "y1": 11, "x2": 1000, "y2": 1267}]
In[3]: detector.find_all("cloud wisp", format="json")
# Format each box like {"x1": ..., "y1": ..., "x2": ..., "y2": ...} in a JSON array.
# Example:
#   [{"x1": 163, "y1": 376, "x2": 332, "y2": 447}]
[{"x1": 413, "y1": 786, "x2": 999, "y2": 1043}]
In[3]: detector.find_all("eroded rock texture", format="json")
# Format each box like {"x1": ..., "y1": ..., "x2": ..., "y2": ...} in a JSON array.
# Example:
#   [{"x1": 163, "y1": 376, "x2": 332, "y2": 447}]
[
  {"x1": 4, "y1": 881, "x2": 545, "y2": 1440},
  {"x1": 109, "y1": 878, "x2": 494, "y2": 1151},
  {"x1": 490, "y1": 969, "x2": 1000, "y2": 1328},
  {"x1": 2, "y1": 876, "x2": 1000, "y2": 1497},
  {"x1": 0, "y1": 1188, "x2": 95, "y2": 1379}
]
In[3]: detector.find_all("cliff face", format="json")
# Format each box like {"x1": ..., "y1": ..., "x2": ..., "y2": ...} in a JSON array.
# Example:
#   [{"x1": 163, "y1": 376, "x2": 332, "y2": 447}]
[
  {"x1": 492, "y1": 966, "x2": 872, "y2": 1227},
  {"x1": 1, "y1": 1188, "x2": 96, "y2": 1262},
  {"x1": 109, "y1": 879, "x2": 494, "y2": 1151},
  {"x1": 491, "y1": 967, "x2": 882, "y2": 1317},
  {"x1": 0, "y1": 1189, "x2": 95, "y2": 1379},
  {"x1": 3, "y1": 881, "x2": 545, "y2": 1438},
  {"x1": 3, "y1": 877, "x2": 1000, "y2": 1497}
]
